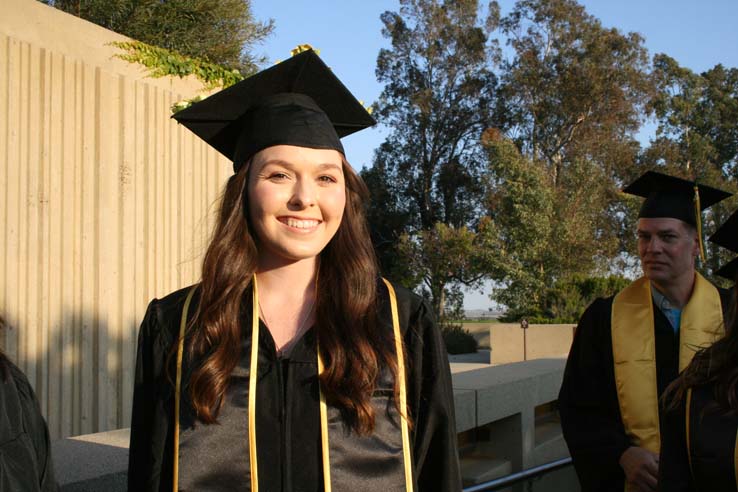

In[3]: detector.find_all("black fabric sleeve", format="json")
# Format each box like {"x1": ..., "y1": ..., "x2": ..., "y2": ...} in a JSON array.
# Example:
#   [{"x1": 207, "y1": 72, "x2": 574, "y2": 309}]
[
  {"x1": 657, "y1": 398, "x2": 694, "y2": 492},
  {"x1": 128, "y1": 299, "x2": 165, "y2": 492},
  {"x1": 15, "y1": 368, "x2": 59, "y2": 492},
  {"x1": 405, "y1": 299, "x2": 462, "y2": 492},
  {"x1": 558, "y1": 298, "x2": 631, "y2": 492}
]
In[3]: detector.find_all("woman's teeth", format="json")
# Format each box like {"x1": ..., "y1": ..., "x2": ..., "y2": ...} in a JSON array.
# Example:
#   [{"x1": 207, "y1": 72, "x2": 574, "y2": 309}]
[{"x1": 285, "y1": 218, "x2": 319, "y2": 229}]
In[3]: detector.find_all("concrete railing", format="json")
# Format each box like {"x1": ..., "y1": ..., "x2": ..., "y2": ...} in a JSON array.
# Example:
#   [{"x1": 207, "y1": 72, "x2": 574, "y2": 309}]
[
  {"x1": 451, "y1": 358, "x2": 576, "y2": 490},
  {"x1": 52, "y1": 359, "x2": 577, "y2": 491}
]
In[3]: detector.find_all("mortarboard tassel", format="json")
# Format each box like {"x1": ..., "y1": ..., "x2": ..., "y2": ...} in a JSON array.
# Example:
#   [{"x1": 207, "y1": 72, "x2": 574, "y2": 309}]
[{"x1": 694, "y1": 185, "x2": 706, "y2": 262}]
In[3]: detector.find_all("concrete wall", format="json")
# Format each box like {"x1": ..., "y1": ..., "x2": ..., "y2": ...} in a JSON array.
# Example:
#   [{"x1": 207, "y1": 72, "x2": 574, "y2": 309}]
[
  {"x1": 463, "y1": 323, "x2": 575, "y2": 365},
  {"x1": 1, "y1": 0, "x2": 230, "y2": 438}
]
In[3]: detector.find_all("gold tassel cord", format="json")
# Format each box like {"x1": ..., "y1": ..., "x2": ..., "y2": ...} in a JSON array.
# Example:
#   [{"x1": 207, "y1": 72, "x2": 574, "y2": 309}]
[
  {"x1": 694, "y1": 185, "x2": 706, "y2": 262},
  {"x1": 173, "y1": 275, "x2": 413, "y2": 491}
]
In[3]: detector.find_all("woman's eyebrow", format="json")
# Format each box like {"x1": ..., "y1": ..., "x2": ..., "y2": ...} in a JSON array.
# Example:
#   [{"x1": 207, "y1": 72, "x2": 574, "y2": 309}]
[
  {"x1": 258, "y1": 159, "x2": 294, "y2": 169},
  {"x1": 316, "y1": 163, "x2": 343, "y2": 171}
]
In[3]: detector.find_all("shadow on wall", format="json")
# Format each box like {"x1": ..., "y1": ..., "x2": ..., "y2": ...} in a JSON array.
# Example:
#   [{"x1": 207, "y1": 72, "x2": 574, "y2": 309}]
[{"x1": 1, "y1": 306, "x2": 140, "y2": 440}]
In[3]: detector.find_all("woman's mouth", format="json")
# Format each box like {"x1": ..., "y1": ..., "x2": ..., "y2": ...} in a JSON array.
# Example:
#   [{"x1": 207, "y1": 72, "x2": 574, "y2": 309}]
[{"x1": 280, "y1": 217, "x2": 321, "y2": 230}]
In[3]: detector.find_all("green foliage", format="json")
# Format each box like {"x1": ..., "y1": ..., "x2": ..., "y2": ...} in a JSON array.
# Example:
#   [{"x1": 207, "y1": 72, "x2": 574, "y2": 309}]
[
  {"x1": 48, "y1": 0, "x2": 273, "y2": 76},
  {"x1": 363, "y1": 0, "x2": 501, "y2": 320},
  {"x1": 396, "y1": 221, "x2": 503, "y2": 318},
  {"x1": 644, "y1": 54, "x2": 738, "y2": 277},
  {"x1": 501, "y1": 274, "x2": 630, "y2": 323},
  {"x1": 111, "y1": 41, "x2": 244, "y2": 89},
  {"x1": 485, "y1": 0, "x2": 654, "y2": 316},
  {"x1": 441, "y1": 323, "x2": 479, "y2": 354},
  {"x1": 497, "y1": 0, "x2": 652, "y2": 175}
]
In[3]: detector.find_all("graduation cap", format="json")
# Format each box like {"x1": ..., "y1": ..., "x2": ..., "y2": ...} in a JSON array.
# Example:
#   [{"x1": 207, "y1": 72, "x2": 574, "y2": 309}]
[
  {"x1": 623, "y1": 170, "x2": 732, "y2": 261},
  {"x1": 172, "y1": 49, "x2": 376, "y2": 172},
  {"x1": 709, "y1": 210, "x2": 738, "y2": 280}
]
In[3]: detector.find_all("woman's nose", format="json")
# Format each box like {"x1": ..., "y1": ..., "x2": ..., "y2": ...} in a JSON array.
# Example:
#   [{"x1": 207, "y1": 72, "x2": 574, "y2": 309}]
[{"x1": 289, "y1": 179, "x2": 316, "y2": 208}]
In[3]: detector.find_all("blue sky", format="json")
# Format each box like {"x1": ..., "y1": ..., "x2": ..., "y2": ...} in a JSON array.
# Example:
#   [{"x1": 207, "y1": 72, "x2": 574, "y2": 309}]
[{"x1": 251, "y1": 0, "x2": 738, "y2": 309}]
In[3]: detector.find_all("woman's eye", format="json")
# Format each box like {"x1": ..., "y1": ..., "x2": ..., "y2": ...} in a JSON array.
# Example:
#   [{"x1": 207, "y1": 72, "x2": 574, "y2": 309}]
[
  {"x1": 318, "y1": 175, "x2": 337, "y2": 183},
  {"x1": 269, "y1": 172, "x2": 289, "y2": 180}
]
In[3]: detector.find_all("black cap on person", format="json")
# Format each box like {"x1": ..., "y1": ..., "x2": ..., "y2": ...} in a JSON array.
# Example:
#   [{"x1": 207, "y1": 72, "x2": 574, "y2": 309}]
[
  {"x1": 172, "y1": 49, "x2": 376, "y2": 172},
  {"x1": 623, "y1": 171, "x2": 731, "y2": 226},
  {"x1": 709, "y1": 209, "x2": 738, "y2": 280}
]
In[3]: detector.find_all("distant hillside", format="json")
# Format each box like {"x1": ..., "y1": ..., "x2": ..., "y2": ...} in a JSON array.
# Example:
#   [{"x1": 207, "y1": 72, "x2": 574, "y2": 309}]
[{"x1": 463, "y1": 309, "x2": 503, "y2": 320}]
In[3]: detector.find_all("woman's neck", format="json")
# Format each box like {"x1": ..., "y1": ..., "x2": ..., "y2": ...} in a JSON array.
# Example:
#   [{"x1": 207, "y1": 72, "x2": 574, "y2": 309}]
[
  {"x1": 255, "y1": 256, "x2": 317, "y2": 300},
  {"x1": 255, "y1": 256, "x2": 318, "y2": 355}
]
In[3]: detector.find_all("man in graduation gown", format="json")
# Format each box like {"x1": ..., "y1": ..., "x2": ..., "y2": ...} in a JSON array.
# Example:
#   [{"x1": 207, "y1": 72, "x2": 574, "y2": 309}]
[{"x1": 558, "y1": 171, "x2": 733, "y2": 492}]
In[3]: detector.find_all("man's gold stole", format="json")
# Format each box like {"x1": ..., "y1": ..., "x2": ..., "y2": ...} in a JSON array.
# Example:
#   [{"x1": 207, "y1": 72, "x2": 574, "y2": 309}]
[{"x1": 611, "y1": 273, "x2": 723, "y2": 456}]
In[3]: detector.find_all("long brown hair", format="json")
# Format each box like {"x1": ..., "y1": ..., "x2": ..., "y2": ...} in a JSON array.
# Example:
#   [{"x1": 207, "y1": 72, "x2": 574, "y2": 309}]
[
  {"x1": 664, "y1": 286, "x2": 738, "y2": 413},
  {"x1": 186, "y1": 157, "x2": 399, "y2": 434}
]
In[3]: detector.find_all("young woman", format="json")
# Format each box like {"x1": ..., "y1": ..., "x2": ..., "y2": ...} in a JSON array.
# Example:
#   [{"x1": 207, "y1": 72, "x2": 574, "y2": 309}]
[
  {"x1": 127, "y1": 50, "x2": 461, "y2": 492},
  {"x1": 658, "y1": 210, "x2": 738, "y2": 492}
]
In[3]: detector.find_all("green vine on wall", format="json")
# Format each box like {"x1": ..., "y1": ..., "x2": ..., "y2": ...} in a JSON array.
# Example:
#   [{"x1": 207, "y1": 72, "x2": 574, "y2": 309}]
[
  {"x1": 110, "y1": 40, "x2": 243, "y2": 112},
  {"x1": 110, "y1": 42, "x2": 374, "y2": 115}
]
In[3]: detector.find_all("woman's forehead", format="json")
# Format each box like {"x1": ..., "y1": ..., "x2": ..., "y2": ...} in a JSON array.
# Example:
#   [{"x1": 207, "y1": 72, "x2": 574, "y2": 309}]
[{"x1": 253, "y1": 145, "x2": 344, "y2": 168}]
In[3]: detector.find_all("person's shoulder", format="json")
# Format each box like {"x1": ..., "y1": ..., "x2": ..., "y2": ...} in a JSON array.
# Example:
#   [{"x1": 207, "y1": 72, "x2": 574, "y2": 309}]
[
  {"x1": 572, "y1": 295, "x2": 616, "y2": 343},
  {"x1": 2, "y1": 358, "x2": 42, "y2": 417},
  {"x1": 149, "y1": 283, "x2": 199, "y2": 316},
  {"x1": 139, "y1": 283, "x2": 200, "y2": 341},
  {"x1": 380, "y1": 278, "x2": 429, "y2": 317},
  {"x1": 4, "y1": 358, "x2": 31, "y2": 397},
  {"x1": 382, "y1": 279, "x2": 424, "y2": 307},
  {"x1": 581, "y1": 295, "x2": 615, "y2": 320}
]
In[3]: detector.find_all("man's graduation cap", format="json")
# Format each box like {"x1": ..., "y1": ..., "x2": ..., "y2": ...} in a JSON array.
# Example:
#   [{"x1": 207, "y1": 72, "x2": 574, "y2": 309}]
[
  {"x1": 709, "y1": 210, "x2": 738, "y2": 280},
  {"x1": 623, "y1": 170, "x2": 732, "y2": 260},
  {"x1": 172, "y1": 49, "x2": 376, "y2": 172}
]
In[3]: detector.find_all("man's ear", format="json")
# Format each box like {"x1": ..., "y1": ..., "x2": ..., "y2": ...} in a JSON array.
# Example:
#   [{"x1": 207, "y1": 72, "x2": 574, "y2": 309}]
[{"x1": 691, "y1": 228, "x2": 700, "y2": 258}]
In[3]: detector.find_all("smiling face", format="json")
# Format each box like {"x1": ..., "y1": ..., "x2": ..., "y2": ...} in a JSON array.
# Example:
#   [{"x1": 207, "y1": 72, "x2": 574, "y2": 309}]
[
  {"x1": 246, "y1": 145, "x2": 346, "y2": 266},
  {"x1": 637, "y1": 217, "x2": 699, "y2": 287}
]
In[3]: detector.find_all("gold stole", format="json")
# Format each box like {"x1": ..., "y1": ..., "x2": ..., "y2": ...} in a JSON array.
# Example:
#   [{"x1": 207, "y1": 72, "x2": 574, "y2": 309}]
[
  {"x1": 611, "y1": 274, "x2": 724, "y2": 458},
  {"x1": 171, "y1": 277, "x2": 414, "y2": 492}
]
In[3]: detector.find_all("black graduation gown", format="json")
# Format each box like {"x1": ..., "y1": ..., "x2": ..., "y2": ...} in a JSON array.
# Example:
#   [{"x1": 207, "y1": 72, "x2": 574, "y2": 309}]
[
  {"x1": 659, "y1": 385, "x2": 738, "y2": 492},
  {"x1": 0, "y1": 358, "x2": 58, "y2": 492},
  {"x1": 557, "y1": 290, "x2": 732, "y2": 492},
  {"x1": 127, "y1": 281, "x2": 462, "y2": 492}
]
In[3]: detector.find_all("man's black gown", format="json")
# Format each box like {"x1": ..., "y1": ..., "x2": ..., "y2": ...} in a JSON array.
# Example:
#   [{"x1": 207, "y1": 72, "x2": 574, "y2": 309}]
[
  {"x1": 558, "y1": 290, "x2": 732, "y2": 492},
  {"x1": 127, "y1": 281, "x2": 462, "y2": 492},
  {"x1": 659, "y1": 384, "x2": 738, "y2": 492},
  {"x1": 0, "y1": 358, "x2": 58, "y2": 492}
]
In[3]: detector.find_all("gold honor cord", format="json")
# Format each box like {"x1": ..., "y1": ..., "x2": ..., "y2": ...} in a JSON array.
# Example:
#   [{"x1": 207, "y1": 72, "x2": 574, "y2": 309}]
[
  {"x1": 174, "y1": 277, "x2": 413, "y2": 491},
  {"x1": 734, "y1": 418, "x2": 738, "y2": 490},
  {"x1": 173, "y1": 286, "x2": 197, "y2": 492},
  {"x1": 249, "y1": 276, "x2": 260, "y2": 491},
  {"x1": 694, "y1": 185, "x2": 706, "y2": 262},
  {"x1": 317, "y1": 350, "x2": 332, "y2": 492},
  {"x1": 381, "y1": 278, "x2": 415, "y2": 492}
]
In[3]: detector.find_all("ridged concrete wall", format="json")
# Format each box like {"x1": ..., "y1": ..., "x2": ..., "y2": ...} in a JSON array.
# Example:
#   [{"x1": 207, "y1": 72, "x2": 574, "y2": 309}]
[{"x1": 1, "y1": 0, "x2": 230, "y2": 438}]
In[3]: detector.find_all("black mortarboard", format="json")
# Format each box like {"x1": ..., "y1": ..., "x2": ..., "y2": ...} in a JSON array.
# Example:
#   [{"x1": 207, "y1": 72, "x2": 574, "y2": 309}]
[
  {"x1": 623, "y1": 171, "x2": 731, "y2": 226},
  {"x1": 172, "y1": 49, "x2": 376, "y2": 172},
  {"x1": 715, "y1": 258, "x2": 738, "y2": 281},
  {"x1": 709, "y1": 210, "x2": 738, "y2": 280},
  {"x1": 624, "y1": 170, "x2": 732, "y2": 261}
]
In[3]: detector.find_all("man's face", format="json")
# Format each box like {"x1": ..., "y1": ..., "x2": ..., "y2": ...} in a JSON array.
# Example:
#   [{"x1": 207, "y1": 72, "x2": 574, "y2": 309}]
[{"x1": 637, "y1": 217, "x2": 699, "y2": 286}]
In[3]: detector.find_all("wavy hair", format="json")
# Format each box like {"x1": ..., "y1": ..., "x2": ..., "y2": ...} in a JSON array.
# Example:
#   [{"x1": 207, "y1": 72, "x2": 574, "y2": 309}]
[
  {"x1": 185, "y1": 157, "x2": 400, "y2": 434},
  {"x1": 664, "y1": 286, "x2": 738, "y2": 414}
]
